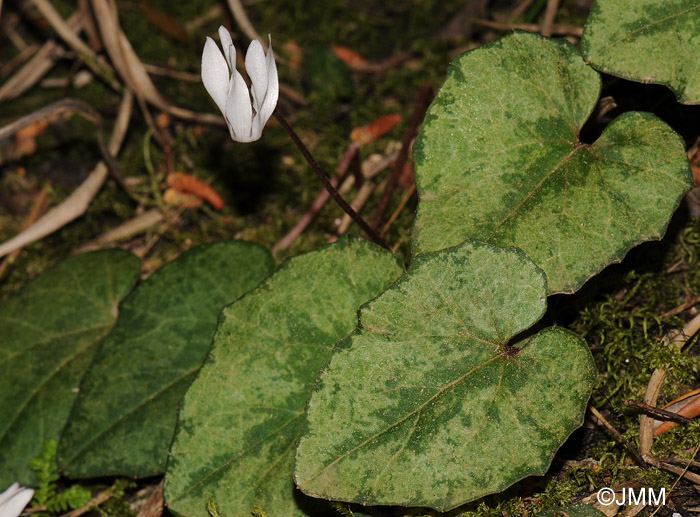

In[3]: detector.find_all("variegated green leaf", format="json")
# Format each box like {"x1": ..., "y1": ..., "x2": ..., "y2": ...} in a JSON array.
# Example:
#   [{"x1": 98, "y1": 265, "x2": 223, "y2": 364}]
[
  {"x1": 164, "y1": 237, "x2": 404, "y2": 517},
  {"x1": 412, "y1": 31, "x2": 691, "y2": 294},
  {"x1": 582, "y1": 0, "x2": 700, "y2": 104},
  {"x1": 295, "y1": 241, "x2": 596, "y2": 511}
]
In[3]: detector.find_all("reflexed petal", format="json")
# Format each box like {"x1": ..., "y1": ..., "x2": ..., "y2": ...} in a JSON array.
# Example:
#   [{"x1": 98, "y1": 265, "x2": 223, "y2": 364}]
[
  {"x1": 217, "y1": 26, "x2": 235, "y2": 70},
  {"x1": 201, "y1": 37, "x2": 230, "y2": 115},
  {"x1": 225, "y1": 70, "x2": 254, "y2": 142},
  {"x1": 245, "y1": 39, "x2": 268, "y2": 112},
  {"x1": 250, "y1": 112, "x2": 264, "y2": 142},
  {"x1": 0, "y1": 485, "x2": 33, "y2": 517},
  {"x1": 257, "y1": 34, "x2": 279, "y2": 124},
  {"x1": 0, "y1": 484, "x2": 20, "y2": 507}
]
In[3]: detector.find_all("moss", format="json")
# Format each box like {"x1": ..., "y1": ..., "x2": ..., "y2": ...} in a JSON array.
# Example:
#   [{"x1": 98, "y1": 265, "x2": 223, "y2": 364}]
[{"x1": 2, "y1": 1, "x2": 700, "y2": 514}]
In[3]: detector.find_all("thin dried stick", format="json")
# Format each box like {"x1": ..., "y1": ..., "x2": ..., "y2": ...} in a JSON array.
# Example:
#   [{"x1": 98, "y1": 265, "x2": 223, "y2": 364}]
[
  {"x1": 0, "y1": 187, "x2": 49, "y2": 277},
  {"x1": 3, "y1": 17, "x2": 29, "y2": 50},
  {"x1": 541, "y1": 0, "x2": 560, "y2": 37},
  {"x1": 272, "y1": 145, "x2": 357, "y2": 254},
  {"x1": 371, "y1": 84, "x2": 431, "y2": 229},
  {"x1": 654, "y1": 394, "x2": 700, "y2": 436},
  {"x1": 274, "y1": 109, "x2": 389, "y2": 249},
  {"x1": 0, "y1": 42, "x2": 39, "y2": 80},
  {"x1": 339, "y1": 151, "x2": 398, "y2": 195},
  {"x1": 624, "y1": 399, "x2": 694, "y2": 425},
  {"x1": 470, "y1": 18, "x2": 583, "y2": 37},
  {"x1": 646, "y1": 452, "x2": 700, "y2": 487},
  {"x1": 640, "y1": 312, "x2": 700, "y2": 457},
  {"x1": 31, "y1": 0, "x2": 120, "y2": 89},
  {"x1": 143, "y1": 64, "x2": 200, "y2": 82},
  {"x1": 380, "y1": 183, "x2": 416, "y2": 238},
  {"x1": 589, "y1": 405, "x2": 647, "y2": 467},
  {"x1": 0, "y1": 13, "x2": 81, "y2": 102},
  {"x1": 661, "y1": 294, "x2": 700, "y2": 318},
  {"x1": 136, "y1": 481, "x2": 163, "y2": 517},
  {"x1": 512, "y1": 0, "x2": 535, "y2": 18},
  {"x1": 225, "y1": 0, "x2": 263, "y2": 46},
  {"x1": 338, "y1": 179, "x2": 386, "y2": 235},
  {"x1": 0, "y1": 97, "x2": 129, "y2": 193},
  {"x1": 59, "y1": 487, "x2": 114, "y2": 517},
  {"x1": 650, "y1": 446, "x2": 700, "y2": 517},
  {"x1": 78, "y1": 209, "x2": 164, "y2": 252},
  {"x1": 273, "y1": 149, "x2": 398, "y2": 253},
  {"x1": 78, "y1": 0, "x2": 102, "y2": 51},
  {"x1": 89, "y1": 0, "x2": 222, "y2": 126},
  {"x1": 0, "y1": 91, "x2": 133, "y2": 259}
]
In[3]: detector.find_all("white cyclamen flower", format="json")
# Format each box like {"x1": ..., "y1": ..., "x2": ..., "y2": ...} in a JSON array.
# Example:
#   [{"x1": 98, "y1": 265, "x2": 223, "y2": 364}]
[
  {"x1": 0, "y1": 483, "x2": 34, "y2": 517},
  {"x1": 201, "y1": 26, "x2": 279, "y2": 143}
]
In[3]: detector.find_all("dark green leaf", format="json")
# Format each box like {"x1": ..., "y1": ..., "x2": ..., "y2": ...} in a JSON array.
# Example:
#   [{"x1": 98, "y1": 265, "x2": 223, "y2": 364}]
[
  {"x1": 58, "y1": 241, "x2": 273, "y2": 478},
  {"x1": 0, "y1": 250, "x2": 140, "y2": 486}
]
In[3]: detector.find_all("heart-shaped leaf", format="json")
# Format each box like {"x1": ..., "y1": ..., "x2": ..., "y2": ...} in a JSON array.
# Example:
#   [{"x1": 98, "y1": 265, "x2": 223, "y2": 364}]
[
  {"x1": 0, "y1": 250, "x2": 140, "y2": 486},
  {"x1": 581, "y1": 0, "x2": 700, "y2": 104},
  {"x1": 164, "y1": 238, "x2": 404, "y2": 517},
  {"x1": 58, "y1": 241, "x2": 274, "y2": 478},
  {"x1": 295, "y1": 241, "x2": 596, "y2": 511},
  {"x1": 412, "y1": 31, "x2": 691, "y2": 294}
]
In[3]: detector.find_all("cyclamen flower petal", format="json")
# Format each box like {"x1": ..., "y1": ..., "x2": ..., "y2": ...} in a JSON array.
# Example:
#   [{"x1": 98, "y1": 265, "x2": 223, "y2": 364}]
[
  {"x1": 201, "y1": 27, "x2": 279, "y2": 143},
  {"x1": 0, "y1": 483, "x2": 34, "y2": 517}
]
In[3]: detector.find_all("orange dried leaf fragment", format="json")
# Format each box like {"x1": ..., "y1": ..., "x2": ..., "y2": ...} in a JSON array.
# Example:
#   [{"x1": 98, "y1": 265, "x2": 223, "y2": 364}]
[
  {"x1": 163, "y1": 188, "x2": 203, "y2": 209},
  {"x1": 350, "y1": 113, "x2": 402, "y2": 146},
  {"x1": 654, "y1": 389, "x2": 700, "y2": 436},
  {"x1": 166, "y1": 172, "x2": 224, "y2": 210},
  {"x1": 14, "y1": 120, "x2": 49, "y2": 157},
  {"x1": 331, "y1": 45, "x2": 368, "y2": 69}
]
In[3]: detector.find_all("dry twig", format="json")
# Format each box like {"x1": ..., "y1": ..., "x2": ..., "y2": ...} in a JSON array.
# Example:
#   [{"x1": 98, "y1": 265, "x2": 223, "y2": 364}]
[
  {"x1": 0, "y1": 92, "x2": 133, "y2": 259},
  {"x1": 0, "y1": 187, "x2": 49, "y2": 277},
  {"x1": 371, "y1": 84, "x2": 431, "y2": 229},
  {"x1": 78, "y1": 210, "x2": 164, "y2": 252},
  {"x1": 589, "y1": 405, "x2": 647, "y2": 467},
  {"x1": 640, "y1": 313, "x2": 700, "y2": 457},
  {"x1": 225, "y1": 0, "x2": 264, "y2": 47},
  {"x1": 0, "y1": 12, "x2": 81, "y2": 102},
  {"x1": 272, "y1": 145, "x2": 358, "y2": 254},
  {"x1": 541, "y1": 0, "x2": 560, "y2": 37},
  {"x1": 470, "y1": 17, "x2": 583, "y2": 37},
  {"x1": 512, "y1": 0, "x2": 535, "y2": 19},
  {"x1": 31, "y1": 0, "x2": 120, "y2": 89},
  {"x1": 380, "y1": 183, "x2": 416, "y2": 238},
  {"x1": 624, "y1": 399, "x2": 694, "y2": 425},
  {"x1": 59, "y1": 487, "x2": 114, "y2": 517},
  {"x1": 136, "y1": 481, "x2": 163, "y2": 517},
  {"x1": 661, "y1": 294, "x2": 700, "y2": 318}
]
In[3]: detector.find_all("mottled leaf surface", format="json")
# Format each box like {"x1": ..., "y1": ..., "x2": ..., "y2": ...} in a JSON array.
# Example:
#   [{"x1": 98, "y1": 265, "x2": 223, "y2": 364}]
[
  {"x1": 58, "y1": 241, "x2": 273, "y2": 478},
  {"x1": 164, "y1": 238, "x2": 404, "y2": 517},
  {"x1": 0, "y1": 250, "x2": 140, "y2": 486},
  {"x1": 295, "y1": 241, "x2": 596, "y2": 511},
  {"x1": 412, "y1": 31, "x2": 691, "y2": 294},
  {"x1": 581, "y1": 0, "x2": 700, "y2": 104}
]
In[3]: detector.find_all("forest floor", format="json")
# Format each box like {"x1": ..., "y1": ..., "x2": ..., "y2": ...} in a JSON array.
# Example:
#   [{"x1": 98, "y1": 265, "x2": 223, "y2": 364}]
[{"x1": 1, "y1": 0, "x2": 699, "y2": 516}]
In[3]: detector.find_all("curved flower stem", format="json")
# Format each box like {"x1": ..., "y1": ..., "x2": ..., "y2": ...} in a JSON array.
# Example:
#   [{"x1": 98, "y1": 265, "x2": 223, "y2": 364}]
[{"x1": 273, "y1": 109, "x2": 390, "y2": 250}]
